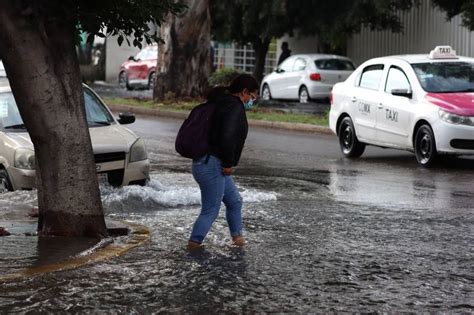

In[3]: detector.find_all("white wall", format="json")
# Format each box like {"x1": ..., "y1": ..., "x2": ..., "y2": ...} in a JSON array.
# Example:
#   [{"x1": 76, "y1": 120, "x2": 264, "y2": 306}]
[{"x1": 105, "y1": 36, "x2": 142, "y2": 83}]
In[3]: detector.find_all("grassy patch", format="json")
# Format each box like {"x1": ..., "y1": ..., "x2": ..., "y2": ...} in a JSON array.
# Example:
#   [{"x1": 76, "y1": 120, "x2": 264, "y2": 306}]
[{"x1": 102, "y1": 97, "x2": 329, "y2": 127}]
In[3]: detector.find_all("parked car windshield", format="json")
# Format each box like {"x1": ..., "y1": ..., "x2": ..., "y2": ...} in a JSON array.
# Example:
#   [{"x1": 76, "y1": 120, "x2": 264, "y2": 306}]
[
  {"x1": 0, "y1": 88, "x2": 114, "y2": 130},
  {"x1": 412, "y1": 61, "x2": 474, "y2": 93},
  {"x1": 315, "y1": 59, "x2": 355, "y2": 71}
]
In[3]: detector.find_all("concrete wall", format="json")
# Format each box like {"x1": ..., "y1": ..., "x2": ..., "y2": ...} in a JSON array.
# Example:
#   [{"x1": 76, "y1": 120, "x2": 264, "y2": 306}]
[
  {"x1": 347, "y1": 0, "x2": 474, "y2": 65},
  {"x1": 105, "y1": 36, "x2": 142, "y2": 83},
  {"x1": 277, "y1": 34, "x2": 321, "y2": 59},
  {"x1": 105, "y1": 23, "x2": 158, "y2": 83}
]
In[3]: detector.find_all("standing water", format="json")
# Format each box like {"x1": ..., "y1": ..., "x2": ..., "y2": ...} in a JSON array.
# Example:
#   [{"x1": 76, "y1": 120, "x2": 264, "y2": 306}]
[{"x1": 0, "y1": 165, "x2": 472, "y2": 312}]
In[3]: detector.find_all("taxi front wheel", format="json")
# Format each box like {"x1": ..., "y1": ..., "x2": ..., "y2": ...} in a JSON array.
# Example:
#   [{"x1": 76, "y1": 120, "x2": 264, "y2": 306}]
[
  {"x1": 338, "y1": 117, "x2": 365, "y2": 158},
  {"x1": 414, "y1": 124, "x2": 438, "y2": 167}
]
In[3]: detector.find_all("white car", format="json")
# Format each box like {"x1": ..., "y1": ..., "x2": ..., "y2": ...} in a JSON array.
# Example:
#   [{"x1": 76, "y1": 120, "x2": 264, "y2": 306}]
[
  {"x1": 261, "y1": 54, "x2": 355, "y2": 103},
  {"x1": 329, "y1": 46, "x2": 474, "y2": 167},
  {"x1": 0, "y1": 84, "x2": 150, "y2": 191}
]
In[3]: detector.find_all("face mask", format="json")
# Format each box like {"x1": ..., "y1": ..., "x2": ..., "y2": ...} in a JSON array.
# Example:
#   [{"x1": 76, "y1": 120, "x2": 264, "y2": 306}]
[{"x1": 244, "y1": 99, "x2": 254, "y2": 110}]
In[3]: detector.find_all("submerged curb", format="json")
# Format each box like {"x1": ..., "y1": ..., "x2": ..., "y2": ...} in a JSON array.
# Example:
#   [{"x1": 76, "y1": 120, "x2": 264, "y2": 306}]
[
  {"x1": 0, "y1": 222, "x2": 150, "y2": 282},
  {"x1": 108, "y1": 104, "x2": 333, "y2": 135}
]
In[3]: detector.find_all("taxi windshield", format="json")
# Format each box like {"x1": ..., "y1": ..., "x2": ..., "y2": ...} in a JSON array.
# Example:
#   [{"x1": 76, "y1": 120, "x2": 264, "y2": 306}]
[
  {"x1": 412, "y1": 61, "x2": 474, "y2": 93},
  {"x1": 0, "y1": 89, "x2": 114, "y2": 130}
]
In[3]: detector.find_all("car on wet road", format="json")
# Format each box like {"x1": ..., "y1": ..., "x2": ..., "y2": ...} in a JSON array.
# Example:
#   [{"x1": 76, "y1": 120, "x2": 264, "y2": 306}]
[
  {"x1": 330, "y1": 46, "x2": 474, "y2": 167},
  {"x1": 261, "y1": 54, "x2": 355, "y2": 103},
  {"x1": 119, "y1": 44, "x2": 158, "y2": 90},
  {"x1": 0, "y1": 84, "x2": 150, "y2": 191}
]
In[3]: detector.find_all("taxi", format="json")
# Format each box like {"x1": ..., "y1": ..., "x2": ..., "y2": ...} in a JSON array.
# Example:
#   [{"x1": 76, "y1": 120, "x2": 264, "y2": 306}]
[{"x1": 329, "y1": 46, "x2": 474, "y2": 167}]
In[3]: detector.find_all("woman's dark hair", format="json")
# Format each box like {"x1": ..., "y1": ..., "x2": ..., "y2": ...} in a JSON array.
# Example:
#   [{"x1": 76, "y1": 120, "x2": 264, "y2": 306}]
[{"x1": 228, "y1": 74, "x2": 259, "y2": 94}]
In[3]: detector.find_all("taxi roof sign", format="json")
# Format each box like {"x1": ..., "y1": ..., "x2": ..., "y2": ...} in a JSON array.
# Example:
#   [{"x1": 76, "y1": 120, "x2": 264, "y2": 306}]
[{"x1": 429, "y1": 46, "x2": 458, "y2": 59}]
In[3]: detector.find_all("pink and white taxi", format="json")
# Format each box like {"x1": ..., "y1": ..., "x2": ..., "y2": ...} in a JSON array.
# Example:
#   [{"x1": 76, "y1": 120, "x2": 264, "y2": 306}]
[{"x1": 329, "y1": 46, "x2": 474, "y2": 167}]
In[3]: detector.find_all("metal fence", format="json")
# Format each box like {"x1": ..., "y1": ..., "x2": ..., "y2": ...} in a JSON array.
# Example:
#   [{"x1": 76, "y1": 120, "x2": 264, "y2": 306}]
[
  {"x1": 347, "y1": 0, "x2": 474, "y2": 66},
  {"x1": 212, "y1": 41, "x2": 277, "y2": 75}
]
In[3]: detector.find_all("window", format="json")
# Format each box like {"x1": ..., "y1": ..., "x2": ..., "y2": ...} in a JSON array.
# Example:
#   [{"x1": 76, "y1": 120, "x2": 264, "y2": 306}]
[
  {"x1": 0, "y1": 92, "x2": 23, "y2": 129},
  {"x1": 359, "y1": 64, "x2": 384, "y2": 90},
  {"x1": 385, "y1": 67, "x2": 411, "y2": 93},
  {"x1": 278, "y1": 57, "x2": 294, "y2": 72},
  {"x1": 293, "y1": 58, "x2": 307, "y2": 71},
  {"x1": 315, "y1": 59, "x2": 355, "y2": 71},
  {"x1": 412, "y1": 62, "x2": 474, "y2": 93},
  {"x1": 84, "y1": 89, "x2": 115, "y2": 125}
]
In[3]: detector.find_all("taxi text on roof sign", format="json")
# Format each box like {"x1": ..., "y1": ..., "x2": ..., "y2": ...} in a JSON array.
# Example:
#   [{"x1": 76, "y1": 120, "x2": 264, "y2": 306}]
[{"x1": 429, "y1": 46, "x2": 458, "y2": 59}]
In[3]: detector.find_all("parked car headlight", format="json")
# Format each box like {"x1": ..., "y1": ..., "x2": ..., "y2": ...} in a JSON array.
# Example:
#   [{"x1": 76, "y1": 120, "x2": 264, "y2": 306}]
[
  {"x1": 14, "y1": 148, "x2": 35, "y2": 170},
  {"x1": 439, "y1": 109, "x2": 474, "y2": 126},
  {"x1": 130, "y1": 138, "x2": 148, "y2": 162}
]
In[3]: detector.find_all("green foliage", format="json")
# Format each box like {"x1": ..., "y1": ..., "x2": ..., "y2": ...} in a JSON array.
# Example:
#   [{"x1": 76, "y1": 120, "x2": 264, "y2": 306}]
[
  {"x1": 212, "y1": 0, "x2": 417, "y2": 53},
  {"x1": 208, "y1": 68, "x2": 243, "y2": 86},
  {"x1": 22, "y1": 0, "x2": 186, "y2": 48},
  {"x1": 211, "y1": 0, "x2": 289, "y2": 45},
  {"x1": 433, "y1": 0, "x2": 474, "y2": 30}
]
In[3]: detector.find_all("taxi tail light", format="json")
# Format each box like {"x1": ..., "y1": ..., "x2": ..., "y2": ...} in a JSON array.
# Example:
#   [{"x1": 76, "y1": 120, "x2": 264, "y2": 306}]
[
  {"x1": 329, "y1": 90, "x2": 333, "y2": 105},
  {"x1": 310, "y1": 73, "x2": 321, "y2": 81}
]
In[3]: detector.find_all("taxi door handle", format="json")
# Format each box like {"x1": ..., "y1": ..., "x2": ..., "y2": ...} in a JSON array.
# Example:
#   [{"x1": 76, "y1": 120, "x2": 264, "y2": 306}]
[
  {"x1": 351, "y1": 96, "x2": 357, "y2": 103},
  {"x1": 377, "y1": 103, "x2": 384, "y2": 109}
]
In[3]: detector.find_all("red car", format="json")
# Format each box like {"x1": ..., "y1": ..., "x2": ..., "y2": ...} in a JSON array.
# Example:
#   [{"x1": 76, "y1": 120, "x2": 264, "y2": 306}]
[{"x1": 119, "y1": 45, "x2": 158, "y2": 90}]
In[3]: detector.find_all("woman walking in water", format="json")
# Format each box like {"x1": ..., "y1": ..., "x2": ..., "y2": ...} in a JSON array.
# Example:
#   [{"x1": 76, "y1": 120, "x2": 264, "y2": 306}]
[{"x1": 187, "y1": 74, "x2": 259, "y2": 250}]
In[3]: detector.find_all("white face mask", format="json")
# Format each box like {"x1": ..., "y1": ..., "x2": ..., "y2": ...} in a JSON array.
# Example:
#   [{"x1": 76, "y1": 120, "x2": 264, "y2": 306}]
[{"x1": 244, "y1": 99, "x2": 254, "y2": 110}]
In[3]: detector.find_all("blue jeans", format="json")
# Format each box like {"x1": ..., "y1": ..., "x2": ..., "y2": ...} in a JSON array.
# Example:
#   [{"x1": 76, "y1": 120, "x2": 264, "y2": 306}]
[{"x1": 189, "y1": 155, "x2": 243, "y2": 244}]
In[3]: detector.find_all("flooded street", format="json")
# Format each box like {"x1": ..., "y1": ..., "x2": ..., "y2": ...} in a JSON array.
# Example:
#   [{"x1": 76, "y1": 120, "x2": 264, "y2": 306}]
[{"x1": 1, "y1": 116, "x2": 473, "y2": 312}]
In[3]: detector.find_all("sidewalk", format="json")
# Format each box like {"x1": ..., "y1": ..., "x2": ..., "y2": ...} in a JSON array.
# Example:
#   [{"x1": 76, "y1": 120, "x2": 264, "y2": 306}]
[{"x1": 108, "y1": 104, "x2": 333, "y2": 135}]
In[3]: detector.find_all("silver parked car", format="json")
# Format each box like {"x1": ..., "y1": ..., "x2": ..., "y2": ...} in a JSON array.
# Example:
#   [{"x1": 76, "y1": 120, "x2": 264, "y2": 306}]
[
  {"x1": 0, "y1": 84, "x2": 150, "y2": 191},
  {"x1": 261, "y1": 54, "x2": 355, "y2": 103}
]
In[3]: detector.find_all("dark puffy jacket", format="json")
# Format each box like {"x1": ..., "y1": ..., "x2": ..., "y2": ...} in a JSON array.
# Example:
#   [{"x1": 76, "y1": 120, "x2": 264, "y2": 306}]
[{"x1": 208, "y1": 93, "x2": 248, "y2": 168}]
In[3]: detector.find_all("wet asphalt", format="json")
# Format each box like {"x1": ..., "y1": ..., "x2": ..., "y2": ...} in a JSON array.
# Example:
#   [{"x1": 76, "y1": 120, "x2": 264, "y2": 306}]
[{"x1": 0, "y1": 110, "x2": 473, "y2": 312}]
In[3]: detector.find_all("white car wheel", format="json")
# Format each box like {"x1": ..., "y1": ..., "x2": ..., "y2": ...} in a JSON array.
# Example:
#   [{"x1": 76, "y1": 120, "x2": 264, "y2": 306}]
[
  {"x1": 299, "y1": 86, "x2": 310, "y2": 103},
  {"x1": 262, "y1": 84, "x2": 272, "y2": 101}
]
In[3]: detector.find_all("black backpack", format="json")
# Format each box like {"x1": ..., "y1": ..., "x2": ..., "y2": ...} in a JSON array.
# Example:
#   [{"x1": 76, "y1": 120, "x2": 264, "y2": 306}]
[{"x1": 175, "y1": 101, "x2": 217, "y2": 159}]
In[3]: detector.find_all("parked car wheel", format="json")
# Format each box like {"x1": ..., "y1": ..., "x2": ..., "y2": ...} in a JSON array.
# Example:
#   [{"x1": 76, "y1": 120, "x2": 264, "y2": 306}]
[
  {"x1": 119, "y1": 71, "x2": 131, "y2": 90},
  {"x1": 262, "y1": 84, "x2": 272, "y2": 101},
  {"x1": 299, "y1": 86, "x2": 310, "y2": 103},
  {"x1": 0, "y1": 169, "x2": 13, "y2": 193},
  {"x1": 414, "y1": 124, "x2": 437, "y2": 167},
  {"x1": 148, "y1": 72, "x2": 156, "y2": 90},
  {"x1": 338, "y1": 117, "x2": 365, "y2": 158}
]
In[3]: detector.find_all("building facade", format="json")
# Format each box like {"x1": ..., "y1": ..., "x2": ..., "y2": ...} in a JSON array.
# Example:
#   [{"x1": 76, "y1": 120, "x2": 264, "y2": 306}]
[{"x1": 278, "y1": 0, "x2": 474, "y2": 66}]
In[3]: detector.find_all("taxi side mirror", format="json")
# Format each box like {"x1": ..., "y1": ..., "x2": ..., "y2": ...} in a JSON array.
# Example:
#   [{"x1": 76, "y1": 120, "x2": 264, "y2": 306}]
[
  {"x1": 391, "y1": 89, "x2": 412, "y2": 99},
  {"x1": 118, "y1": 112, "x2": 135, "y2": 125},
  {"x1": 275, "y1": 68, "x2": 285, "y2": 73}
]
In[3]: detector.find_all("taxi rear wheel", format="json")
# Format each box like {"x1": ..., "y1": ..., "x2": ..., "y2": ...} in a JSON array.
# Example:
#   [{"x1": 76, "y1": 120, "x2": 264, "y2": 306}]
[
  {"x1": 414, "y1": 124, "x2": 437, "y2": 167},
  {"x1": 338, "y1": 117, "x2": 365, "y2": 158},
  {"x1": 0, "y1": 169, "x2": 13, "y2": 193}
]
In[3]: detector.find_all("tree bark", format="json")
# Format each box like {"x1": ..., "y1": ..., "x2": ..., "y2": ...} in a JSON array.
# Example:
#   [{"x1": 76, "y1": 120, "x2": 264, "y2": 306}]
[
  {"x1": 0, "y1": 2, "x2": 107, "y2": 237},
  {"x1": 154, "y1": 0, "x2": 211, "y2": 101},
  {"x1": 253, "y1": 38, "x2": 271, "y2": 84}
]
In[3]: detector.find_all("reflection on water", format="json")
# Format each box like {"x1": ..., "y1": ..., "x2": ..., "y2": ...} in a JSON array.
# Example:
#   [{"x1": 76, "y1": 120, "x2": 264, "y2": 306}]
[{"x1": 0, "y1": 167, "x2": 472, "y2": 312}]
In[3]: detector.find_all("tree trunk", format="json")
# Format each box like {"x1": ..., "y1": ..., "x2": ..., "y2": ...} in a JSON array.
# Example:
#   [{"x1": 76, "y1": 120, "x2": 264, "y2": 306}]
[
  {"x1": 154, "y1": 0, "x2": 211, "y2": 101},
  {"x1": 253, "y1": 38, "x2": 271, "y2": 84},
  {"x1": 0, "y1": 2, "x2": 107, "y2": 237}
]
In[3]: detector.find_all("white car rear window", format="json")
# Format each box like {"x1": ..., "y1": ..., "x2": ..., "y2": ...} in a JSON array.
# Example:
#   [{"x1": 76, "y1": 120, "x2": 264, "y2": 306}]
[{"x1": 315, "y1": 59, "x2": 355, "y2": 71}]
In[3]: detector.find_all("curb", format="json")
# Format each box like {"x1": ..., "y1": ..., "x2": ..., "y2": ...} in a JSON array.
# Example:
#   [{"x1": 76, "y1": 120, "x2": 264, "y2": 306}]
[
  {"x1": 108, "y1": 104, "x2": 333, "y2": 135},
  {"x1": 0, "y1": 222, "x2": 150, "y2": 282}
]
